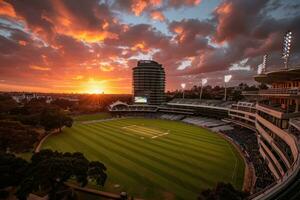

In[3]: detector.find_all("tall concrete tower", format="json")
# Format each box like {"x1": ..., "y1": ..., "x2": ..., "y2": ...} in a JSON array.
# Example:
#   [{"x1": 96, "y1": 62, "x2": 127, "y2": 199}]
[{"x1": 132, "y1": 60, "x2": 165, "y2": 105}]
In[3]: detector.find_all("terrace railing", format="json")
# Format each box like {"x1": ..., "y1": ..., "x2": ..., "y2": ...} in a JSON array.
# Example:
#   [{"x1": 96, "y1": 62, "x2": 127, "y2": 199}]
[{"x1": 243, "y1": 88, "x2": 300, "y2": 96}]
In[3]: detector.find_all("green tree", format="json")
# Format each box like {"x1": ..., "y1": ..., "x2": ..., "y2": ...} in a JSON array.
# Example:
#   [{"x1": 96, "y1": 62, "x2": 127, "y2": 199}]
[
  {"x1": 0, "y1": 95, "x2": 18, "y2": 114},
  {"x1": 231, "y1": 90, "x2": 243, "y2": 101},
  {"x1": 0, "y1": 153, "x2": 29, "y2": 189},
  {"x1": 0, "y1": 120, "x2": 39, "y2": 152},
  {"x1": 88, "y1": 161, "x2": 107, "y2": 186},
  {"x1": 51, "y1": 99, "x2": 75, "y2": 110},
  {"x1": 40, "y1": 108, "x2": 73, "y2": 132},
  {"x1": 16, "y1": 150, "x2": 107, "y2": 200}
]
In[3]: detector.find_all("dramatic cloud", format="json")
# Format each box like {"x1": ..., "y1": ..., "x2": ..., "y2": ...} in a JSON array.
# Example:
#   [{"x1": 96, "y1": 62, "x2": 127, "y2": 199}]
[
  {"x1": 150, "y1": 11, "x2": 165, "y2": 21},
  {"x1": 0, "y1": 0, "x2": 16, "y2": 17},
  {"x1": 169, "y1": 0, "x2": 201, "y2": 8},
  {"x1": 213, "y1": 0, "x2": 269, "y2": 43},
  {"x1": 0, "y1": 0, "x2": 300, "y2": 92},
  {"x1": 113, "y1": 0, "x2": 201, "y2": 16}
]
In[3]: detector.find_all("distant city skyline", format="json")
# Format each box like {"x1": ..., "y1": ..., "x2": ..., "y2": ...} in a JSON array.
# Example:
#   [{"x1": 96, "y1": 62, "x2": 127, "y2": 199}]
[{"x1": 0, "y1": 0, "x2": 300, "y2": 94}]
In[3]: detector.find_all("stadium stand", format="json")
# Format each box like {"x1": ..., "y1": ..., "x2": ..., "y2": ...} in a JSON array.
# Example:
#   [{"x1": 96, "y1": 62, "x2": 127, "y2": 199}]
[
  {"x1": 166, "y1": 99, "x2": 233, "y2": 119},
  {"x1": 182, "y1": 116, "x2": 227, "y2": 128},
  {"x1": 222, "y1": 126, "x2": 275, "y2": 192},
  {"x1": 160, "y1": 114, "x2": 185, "y2": 121},
  {"x1": 168, "y1": 99, "x2": 234, "y2": 108}
]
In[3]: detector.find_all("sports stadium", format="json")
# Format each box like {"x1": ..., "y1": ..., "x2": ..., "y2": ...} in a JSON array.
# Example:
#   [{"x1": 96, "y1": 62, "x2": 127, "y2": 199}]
[{"x1": 39, "y1": 58, "x2": 300, "y2": 199}]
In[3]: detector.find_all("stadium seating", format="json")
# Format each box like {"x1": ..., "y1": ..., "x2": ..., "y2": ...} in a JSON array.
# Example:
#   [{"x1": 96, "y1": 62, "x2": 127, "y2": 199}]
[
  {"x1": 222, "y1": 127, "x2": 275, "y2": 192},
  {"x1": 160, "y1": 114, "x2": 185, "y2": 121},
  {"x1": 168, "y1": 98, "x2": 234, "y2": 108},
  {"x1": 181, "y1": 116, "x2": 234, "y2": 132}
]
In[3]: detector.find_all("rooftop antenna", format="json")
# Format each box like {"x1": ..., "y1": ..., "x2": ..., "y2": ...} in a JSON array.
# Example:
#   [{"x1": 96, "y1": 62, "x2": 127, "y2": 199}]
[{"x1": 282, "y1": 31, "x2": 292, "y2": 69}]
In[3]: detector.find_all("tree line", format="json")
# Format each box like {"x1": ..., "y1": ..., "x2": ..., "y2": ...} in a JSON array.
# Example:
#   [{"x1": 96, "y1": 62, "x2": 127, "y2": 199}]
[
  {"x1": 0, "y1": 95, "x2": 73, "y2": 153},
  {"x1": 0, "y1": 150, "x2": 107, "y2": 200},
  {"x1": 166, "y1": 82, "x2": 268, "y2": 101}
]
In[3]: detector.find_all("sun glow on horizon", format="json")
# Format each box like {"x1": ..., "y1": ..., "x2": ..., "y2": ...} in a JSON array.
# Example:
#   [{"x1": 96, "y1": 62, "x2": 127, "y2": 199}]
[
  {"x1": 86, "y1": 88, "x2": 104, "y2": 94},
  {"x1": 81, "y1": 78, "x2": 107, "y2": 94}
]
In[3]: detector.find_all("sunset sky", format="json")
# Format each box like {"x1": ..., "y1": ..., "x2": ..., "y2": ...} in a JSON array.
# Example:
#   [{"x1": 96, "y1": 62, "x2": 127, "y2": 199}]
[{"x1": 0, "y1": 0, "x2": 300, "y2": 94}]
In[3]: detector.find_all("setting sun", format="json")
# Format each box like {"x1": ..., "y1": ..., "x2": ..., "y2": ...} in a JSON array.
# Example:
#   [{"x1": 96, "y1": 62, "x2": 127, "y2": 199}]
[
  {"x1": 87, "y1": 88, "x2": 104, "y2": 94},
  {"x1": 81, "y1": 78, "x2": 106, "y2": 94}
]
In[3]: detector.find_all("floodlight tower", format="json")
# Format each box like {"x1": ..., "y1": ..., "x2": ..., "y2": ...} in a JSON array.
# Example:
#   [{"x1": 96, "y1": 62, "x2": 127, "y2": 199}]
[
  {"x1": 282, "y1": 31, "x2": 292, "y2": 69},
  {"x1": 258, "y1": 54, "x2": 268, "y2": 75},
  {"x1": 224, "y1": 75, "x2": 232, "y2": 101},
  {"x1": 199, "y1": 78, "x2": 207, "y2": 100},
  {"x1": 262, "y1": 54, "x2": 267, "y2": 73},
  {"x1": 181, "y1": 83, "x2": 186, "y2": 99}
]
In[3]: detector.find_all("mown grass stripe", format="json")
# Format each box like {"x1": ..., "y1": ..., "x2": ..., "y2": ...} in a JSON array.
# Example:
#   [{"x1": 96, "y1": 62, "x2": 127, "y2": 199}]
[
  {"x1": 42, "y1": 117, "x2": 244, "y2": 199},
  {"x1": 77, "y1": 122, "x2": 239, "y2": 185},
  {"x1": 105, "y1": 119, "x2": 230, "y2": 150},
  {"x1": 76, "y1": 125, "x2": 213, "y2": 191},
  {"x1": 92, "y1": 120, "x2": 227, "y2": 155},
  {"x1": 82, "y1": 123, "x2": 223, "y2": 179},
  {"x1": 45, "y1": 130, "x2": 169, "y2": 198},
  {"x1": 89, "y1": 124, "x2": 227, "y2": 174},
  {"x1": 62, "y1": 126, "x2": 197, "y2": 199},
  {"x1": 42, "y1": 130, "x2": 141, "y2": 192},
  {"x1": 89, "y1": 122, "x2": 230, "y2": 163}
]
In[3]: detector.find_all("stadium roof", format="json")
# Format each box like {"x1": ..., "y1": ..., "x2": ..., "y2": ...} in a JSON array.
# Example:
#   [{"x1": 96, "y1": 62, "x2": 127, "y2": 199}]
[
  {"x1": 254, "y1": 66, "x2": 300, "y2": 84},
  {"x1": 109, "y1": 100, "x2": 128, "y2": 109}
]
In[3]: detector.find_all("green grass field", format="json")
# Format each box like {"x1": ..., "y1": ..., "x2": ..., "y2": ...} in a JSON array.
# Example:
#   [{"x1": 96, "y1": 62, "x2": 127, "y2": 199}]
[
  {"x1": 42, "y1": 117, "x2": 245, "y2": 200},
  {"x1": 73, "y1": 112, "x2": 111, "y2": 122}
]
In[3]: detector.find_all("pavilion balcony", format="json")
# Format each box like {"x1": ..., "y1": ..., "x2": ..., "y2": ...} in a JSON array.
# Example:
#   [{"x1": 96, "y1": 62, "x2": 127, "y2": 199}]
[{"x1": 242, "y1": 88, "x2": 300, "y2": 97}]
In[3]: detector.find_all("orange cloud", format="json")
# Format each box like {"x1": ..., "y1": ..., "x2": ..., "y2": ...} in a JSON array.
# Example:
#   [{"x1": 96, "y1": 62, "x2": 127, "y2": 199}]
[
  {"x1": 41, "y1": 11, "x2": 118, "y2": 42},
  {"x1": 70, "y1": 30, "x2": 118, "y2": 43},
  {"x1": 131, "y1": 42, "x2": 149, "y2": 53},
  {"x1": 102, "y1": 21, "x2": 109, "y2": 30},
  {"x1": 100, "y1": 65, "x2": 114, "y2": 72},
  {"x1": 0, "y1": 0, "x2": 16, "y2": 17},
  {"x1": 150, "y1": 11, "x2": 165, "y2": 21},
  {"x1": 174, "y1": 26, "x2": 184, "y2": 34},
  {"x1": 193, "y1": 0, "x2": 201, "y2": 5},
  {"x1": 169, "y1": 0, "x2": 201, "y2": 7},
  {"x1": 30, "y1": 65, "x2": 51, "y2": 71},
  {"x1": 131, "y1": 0, "x2": 162, "y2": 16},
  {"x1": 131, "y1": 0, "x2": 147, "y2": 16},
  {"x1": 214, "y1": 2, "x2": 234, "y2": 42},
  {"x1": 36, "y1": 0, "x2": 118, "y2": 43},
  {"x1": 216, "y1": 2, "x2": 232, "y2": 15},
  {"x1": 150, "y1": 0, "x2": 162, "y2": 6},
  {"x1": 18, "y1": 40, "x2": 27, "y2": 46},
  {"x1": 172, "y1": 26, "x2": 186, "y2": 42}
]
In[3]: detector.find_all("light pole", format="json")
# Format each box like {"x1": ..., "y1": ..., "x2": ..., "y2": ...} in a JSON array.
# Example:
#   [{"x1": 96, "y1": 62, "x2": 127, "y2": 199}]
[
  {"x1": 283, "y1": 31, "x2": 292, "y2": 69},
  {"x1": 224, "y1": 75, "x2": 232, "y2": 101},
  {"x1": 258, "y1": 54, "x2": 268, "y2": 75},
  {"x1": 262, "y1": 54, "x2": 267, "y2": 73},
  {"x1": 200, "y1": 78, "x2": 207, "y2": 100},
  {"x1": 181, "y1": 83, "x2": 186, "y2": 99}
]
